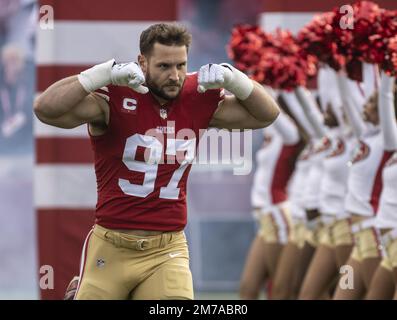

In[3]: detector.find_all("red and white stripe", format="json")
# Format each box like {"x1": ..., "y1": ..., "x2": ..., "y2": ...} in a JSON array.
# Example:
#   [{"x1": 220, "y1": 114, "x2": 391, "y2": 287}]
[
  {"x1": 36, "y1": 0, "x2": 177, "y2": 299},
  {"x1": 74, "y1": 228, "x2": 94, "y2": 299}
]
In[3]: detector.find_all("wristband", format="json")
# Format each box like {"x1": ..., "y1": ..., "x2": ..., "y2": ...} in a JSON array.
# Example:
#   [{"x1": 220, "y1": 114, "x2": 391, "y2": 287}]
[
  {"x1": 77, "y1": 59, "x2": 115, "y2": 93},
  {"x1": 221, "y1": 63, "x2": 254, "y2": 100}
]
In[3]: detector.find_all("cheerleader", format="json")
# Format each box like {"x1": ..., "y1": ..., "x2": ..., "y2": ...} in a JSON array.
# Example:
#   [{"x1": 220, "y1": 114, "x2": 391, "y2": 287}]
[
  {"x1": 271, "y1": 91, "x2": 321, "y2": 299},
  {"x1": 333, "y1": 67, "x2": 393, "y2": 299},
  {"x1": 239, "y1": 99, "x2": 301, "y2": 299},
  {"x1": 298, "y1": 68, "x2": 355, "y2": 299},
  {"x1": 365, "y1": 73, "x2": 397, "y2": 299}
]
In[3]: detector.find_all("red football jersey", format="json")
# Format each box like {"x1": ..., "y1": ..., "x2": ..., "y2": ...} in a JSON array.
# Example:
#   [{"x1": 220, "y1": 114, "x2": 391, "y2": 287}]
[{"x1": 90, "y1": 73, "x2": 224, "y2": 231}]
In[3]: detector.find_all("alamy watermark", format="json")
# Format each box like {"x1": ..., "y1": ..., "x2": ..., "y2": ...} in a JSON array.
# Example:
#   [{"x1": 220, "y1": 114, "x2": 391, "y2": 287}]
[
  {"x1": 39, "y1": 265, "x2": 54, "y2": 290},
  {"x1": 39, "y1": 5, "x2": 54, "y2": 30},
  {"x1": 339, "y1": 264, "x2": 354, "y2": 290},
  {"x1": 340, "y1": 5, "x2": 354, "y2": 30},
  {"x1": 131, "y1": 122, "x2": 253, "y2": 176}
]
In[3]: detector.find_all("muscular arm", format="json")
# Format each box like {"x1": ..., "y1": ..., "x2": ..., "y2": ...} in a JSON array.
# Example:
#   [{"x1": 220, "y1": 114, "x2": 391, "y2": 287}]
[
  {"x1": 209, "y1": 81, "x2": 280, "y2": 130},
  {"x1": 34, "y1": 75, "x2": 108, "y2": 129}
]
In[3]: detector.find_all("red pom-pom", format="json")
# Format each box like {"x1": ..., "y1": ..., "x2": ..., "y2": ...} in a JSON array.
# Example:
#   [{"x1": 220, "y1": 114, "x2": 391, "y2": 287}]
[
  {"x1": 228, "y1": 25, "x2": 318, "y2": 90},
  {"x1": 330, "y1": 1, "x2": 396, "y2": 78},
  {"x1": 329, "y1": 1, "x2": 383, "y2": 80},
  {"x1": 383, "y1": 35, "x2": 397, "y2": 76},
  {"x1": 227, "y1": 24, "x2": 270, "y2": 75},
  {"x1": 257, "y1": 29, "x2": 317, "y2": 90},
  {"x1": 228, "y1": 2, "x2": 397, "y2": 84},
  {"x1": 297, "y1": 12, "x2": 345, "y2": 71},
  {"x1": 377, "y1": 10, "x2": 397, "y2": 75},
  {"x1": 349, "y1": 1, "x2": 383, "y2": 64},
  {"x1": 298, "y1": 1, "x2": 396, "y2": 79}
]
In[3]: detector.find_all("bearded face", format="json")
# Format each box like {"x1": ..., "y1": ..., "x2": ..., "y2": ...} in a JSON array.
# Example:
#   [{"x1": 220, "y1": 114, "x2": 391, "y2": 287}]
[{"x1": 139, "y1": 43, "x2": 187, "y2": 104}]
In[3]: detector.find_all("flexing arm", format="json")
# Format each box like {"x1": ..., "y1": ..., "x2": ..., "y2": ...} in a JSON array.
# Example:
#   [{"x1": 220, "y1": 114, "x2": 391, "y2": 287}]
[
  {"x1": 34, "y1": 59, "x2": 148, "y2": 129},
  {"x1": 379, "y1": 72, "x2": 397, "y2": 151},
  {"x1": 34, "y1": 75, "x2": 107, "y2": 128},
  {"x1": 198, "y1": 63, "x2": 280, "y2": 130}
]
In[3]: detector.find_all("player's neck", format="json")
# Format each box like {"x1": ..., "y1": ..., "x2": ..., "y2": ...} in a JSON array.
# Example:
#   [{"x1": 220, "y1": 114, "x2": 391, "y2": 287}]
[{"x1": 150, "y1": 92, "x2": 170, "y2": 107}]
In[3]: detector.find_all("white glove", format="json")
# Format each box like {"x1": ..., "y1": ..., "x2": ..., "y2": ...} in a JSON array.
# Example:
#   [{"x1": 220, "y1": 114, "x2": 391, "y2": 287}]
[
  {"x1": 78, "y1": 59, "x2": 149, "y2": 94},
  {"x1": 197, "y1": 63, "x2": 254, "y2": 100},
  {"x1": 110, "y1": 62, "x2": 148, "y2": 94}
]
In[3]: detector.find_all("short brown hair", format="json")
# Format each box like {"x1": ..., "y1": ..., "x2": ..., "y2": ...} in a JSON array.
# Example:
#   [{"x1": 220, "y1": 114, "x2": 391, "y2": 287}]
[{"x1": 140, "y1": 23, "x2": 192, "y2": 56}]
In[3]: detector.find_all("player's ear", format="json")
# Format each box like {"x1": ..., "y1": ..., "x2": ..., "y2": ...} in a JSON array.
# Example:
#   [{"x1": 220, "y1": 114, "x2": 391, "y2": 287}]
[{"x1": 138, "y1": 54, "x2": 147, "y2": 74}]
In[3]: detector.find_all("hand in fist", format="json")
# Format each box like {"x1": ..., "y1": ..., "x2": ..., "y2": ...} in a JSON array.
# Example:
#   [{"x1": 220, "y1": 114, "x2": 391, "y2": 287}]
[
  {"x1": 197, "y1": 63, "x2": 233, "y2": 93},
  {"x1": 197, "y1": 63, "x2": 253, "y2": 100},
  {"x1": 111, "y1": 62, "x2": 149, "y2": 94}
]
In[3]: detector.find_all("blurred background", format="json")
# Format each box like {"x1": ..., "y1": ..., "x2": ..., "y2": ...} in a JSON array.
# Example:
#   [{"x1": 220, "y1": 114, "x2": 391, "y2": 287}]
[{"x1": 0, "y1": 0, "x2": 395, "y2": 300}]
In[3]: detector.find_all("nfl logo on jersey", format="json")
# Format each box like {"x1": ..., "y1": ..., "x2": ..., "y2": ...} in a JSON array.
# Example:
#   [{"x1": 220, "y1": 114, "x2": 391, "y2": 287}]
[{"x1": 159, "y1": 108, "x2": 167, "y2": 119}]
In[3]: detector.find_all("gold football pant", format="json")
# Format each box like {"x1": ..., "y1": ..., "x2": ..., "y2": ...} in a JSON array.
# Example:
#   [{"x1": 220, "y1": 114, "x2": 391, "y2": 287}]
[{"x1": 75, "y1": 224, "x2": 193, "y2": 300}]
